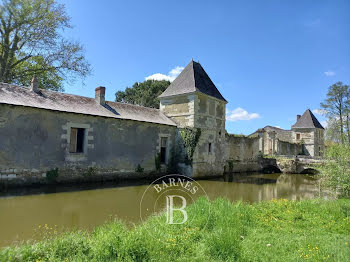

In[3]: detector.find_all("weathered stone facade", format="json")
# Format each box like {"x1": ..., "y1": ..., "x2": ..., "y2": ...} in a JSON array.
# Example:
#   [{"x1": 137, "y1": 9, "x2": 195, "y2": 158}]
[
  {"x1": 0, "y1": 103, "x2": 177, "y2": 185},
  {"x1": 0, "y1": 60, "x2": 326, "y2": 185}
]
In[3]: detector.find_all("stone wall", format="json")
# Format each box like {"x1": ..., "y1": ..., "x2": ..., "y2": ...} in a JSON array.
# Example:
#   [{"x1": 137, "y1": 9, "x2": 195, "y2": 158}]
[
  {"x1": 277, "y1": 141, "x2": 302, "y2": 156},
  {"x1": 160, "y1": 92, "x2": 227, "y2": 178},
  {"x1": 0, "y1": 104, "x2": 177, "y2": 185},
  {"x1": 192, "y1": 93, "x2": 227, "y2": 177},
  {"x1": 159, "y1": 94, "x2": 195, "y2": 128},
  {"x1": 225, "y1": 135, "x2": 261, "y2": 172}
]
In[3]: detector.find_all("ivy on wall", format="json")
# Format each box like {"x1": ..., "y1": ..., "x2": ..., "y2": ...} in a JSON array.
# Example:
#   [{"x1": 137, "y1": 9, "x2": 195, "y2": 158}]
[{"x1": 179, "y1": 127, "x2": 201, "y2": 162}]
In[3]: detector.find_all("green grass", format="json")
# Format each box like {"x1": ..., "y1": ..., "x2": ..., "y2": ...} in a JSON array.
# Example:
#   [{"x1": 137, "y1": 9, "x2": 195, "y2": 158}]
[{"x1": 1, "y1": 198, "x2": 350, "y2": 261}]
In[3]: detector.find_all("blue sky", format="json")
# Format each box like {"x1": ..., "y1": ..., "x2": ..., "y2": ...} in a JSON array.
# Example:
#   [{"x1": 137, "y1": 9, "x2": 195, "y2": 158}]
[{"x1": 59, "y1": 0, "x2": 350, "y2": 135}]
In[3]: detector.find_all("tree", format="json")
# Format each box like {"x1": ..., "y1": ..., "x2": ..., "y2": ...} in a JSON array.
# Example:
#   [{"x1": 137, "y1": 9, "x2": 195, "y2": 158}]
[
  {"x1": 321, "y1": 82, "x2": 349, "y2": 144},
  {"x1": 318, "y1": 144, "x2": 350, "y2": 198},
  {"x1": 0, "y1": 0, "x2": 91, "y2": 91},
  {"x1": 345, "y1": 91, "x2": 350, "y2": 144},
  {"x1": 115, "y1": 80, "x2": 171, "y2": 108},
  {"x1": 325, "y1": 117, "x2": 343, "y2": 145}
]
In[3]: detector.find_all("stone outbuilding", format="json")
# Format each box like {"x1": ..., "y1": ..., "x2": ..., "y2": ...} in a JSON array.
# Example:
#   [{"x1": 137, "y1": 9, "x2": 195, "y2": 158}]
[{"x1": 0, "y1": 60, "x2": 326, "y2": 185}]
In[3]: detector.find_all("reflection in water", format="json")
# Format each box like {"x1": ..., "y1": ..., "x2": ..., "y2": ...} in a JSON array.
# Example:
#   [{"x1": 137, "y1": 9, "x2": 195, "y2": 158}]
[{"x1": 0, "y1": 173, "x2": 322, "y2": 247}]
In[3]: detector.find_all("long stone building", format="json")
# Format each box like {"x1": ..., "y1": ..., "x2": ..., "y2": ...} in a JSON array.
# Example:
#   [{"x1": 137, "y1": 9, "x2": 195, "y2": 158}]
[{"x1": 0, "y1": 60, "x2": 324, "y2": 185}]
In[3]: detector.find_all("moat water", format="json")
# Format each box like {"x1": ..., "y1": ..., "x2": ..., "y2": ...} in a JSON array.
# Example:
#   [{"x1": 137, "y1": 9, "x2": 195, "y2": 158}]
[{"x1": 0, "y1": 173, "x2": 322, "y2": 247}]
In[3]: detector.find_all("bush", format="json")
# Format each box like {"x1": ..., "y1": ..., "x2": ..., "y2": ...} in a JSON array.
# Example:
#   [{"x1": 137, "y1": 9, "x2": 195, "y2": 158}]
[
  {"x1": 135, "y1": 164, "x2": 144, "y2": 173},
  {"x1": 46, "y1": 168, "x2": 59, "y2": 182},
  {"x1": 318, "y1": 144, "x2": 350, "y2": 198}
]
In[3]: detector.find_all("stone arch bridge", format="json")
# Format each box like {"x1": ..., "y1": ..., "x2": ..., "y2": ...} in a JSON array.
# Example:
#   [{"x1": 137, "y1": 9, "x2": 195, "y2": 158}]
[{"x1": 261, "y1": 156, "x2": 325, "y2": 174}]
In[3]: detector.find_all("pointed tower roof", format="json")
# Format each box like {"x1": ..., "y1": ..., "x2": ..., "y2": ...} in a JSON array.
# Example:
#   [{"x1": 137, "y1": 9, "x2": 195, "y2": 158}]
[
  {"x1": 292, "y1": 109, "x2": 324, "y2": 129},
  {"x1": 159, "y1": 60, "x2": 227, "y2": 102}
]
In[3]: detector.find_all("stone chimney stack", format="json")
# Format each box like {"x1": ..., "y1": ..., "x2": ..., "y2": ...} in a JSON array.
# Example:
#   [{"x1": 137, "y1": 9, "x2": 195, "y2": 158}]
[
  {"x1": 95, "y1": 86, "x2": 105, "y2": 105},
  {"x1": 30, "y1": 75, "x2": 38, "y2": 92},
  {"x1": 297, "y1": 115, "x2": 301, "y2": 121}
]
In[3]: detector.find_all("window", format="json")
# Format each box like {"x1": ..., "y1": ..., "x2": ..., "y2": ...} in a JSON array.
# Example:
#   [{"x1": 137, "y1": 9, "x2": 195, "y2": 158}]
[
  {"x1": 160, "y1": 137, "x2": 168, "y2": 164},
  {"x1": 296, "y1": 133, "x2": 300, "y2": 140},
  {"x1": 69, "y1": 128, "x2": 85, "y2": 153},
  {"x1": 208, "y1": 143, "x2": 212, "y2": 153},
  {"x1": 319, "y1": 146, "x2": 321, "y2": 156}
]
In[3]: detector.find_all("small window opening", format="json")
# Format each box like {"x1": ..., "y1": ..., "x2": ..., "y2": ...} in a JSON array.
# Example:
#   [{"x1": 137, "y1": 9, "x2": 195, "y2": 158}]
[
  {"x1": 319, "y1": 146, "x2": 321, "y2": 157},
  {"x1": 70, "y1": 128, "x2": 85, "y2": 153},
  {"x1": 160, "y1": 137, "x2": 168, "y2": 164},
  {"x1": 296, "y1": 133, "x2": 300, "y2": 140},
  {"x1": 219, "y1": 130, "x2": 222, "y2": 136},
  {"x1": 208, "y1": 143, "x2": 212, "y2": 153}
]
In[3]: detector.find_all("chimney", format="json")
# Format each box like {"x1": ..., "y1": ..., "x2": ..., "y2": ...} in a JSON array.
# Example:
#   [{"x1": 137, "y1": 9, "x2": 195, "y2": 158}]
[
  {"x1": 95, "y1": 86, "x2": 105, "y2": 105},
  {"x1": 297, "y1": 115, "x2": 301, "y2": 121},
  {"x1": 30, "y1": 75, "x2": 38, "y2": 92}
]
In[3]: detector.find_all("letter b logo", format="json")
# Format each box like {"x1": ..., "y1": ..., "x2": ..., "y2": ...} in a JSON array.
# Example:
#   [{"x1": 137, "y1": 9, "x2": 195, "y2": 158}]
[{"x1": 165, "y1": 195, "x2": 188, "y2": 224}]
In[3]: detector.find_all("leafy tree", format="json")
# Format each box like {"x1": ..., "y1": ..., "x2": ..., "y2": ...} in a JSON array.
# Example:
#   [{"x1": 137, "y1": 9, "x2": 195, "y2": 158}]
[
  {"x1": 325, "y1": 117, "x2": 343, "y2": 145},
  {"x1": 115, "y1": 80, "x2": 170, "y2": 108},
  {"x1": 0, "y1": 0, "x2": 91, "y2": 91},
  {"x1": 321, "y1": 82, "x2": 349, "y2": 144},
  {"x1": 318, "y1": 144, "x2": 350, "y2": 198}
]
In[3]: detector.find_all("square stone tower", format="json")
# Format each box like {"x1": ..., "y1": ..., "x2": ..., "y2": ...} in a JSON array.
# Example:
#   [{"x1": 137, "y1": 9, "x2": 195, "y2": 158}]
[
  {"x1": 159, "y1": 60, "x2": 227, "y2": 177},
  {"x1": 291, "y1": 109, "x2": 325, "y2": 157}
]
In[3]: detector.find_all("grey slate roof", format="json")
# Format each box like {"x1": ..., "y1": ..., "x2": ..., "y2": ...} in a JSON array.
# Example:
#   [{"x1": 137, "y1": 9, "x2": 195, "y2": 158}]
[
  {"x1": 159, "y1": 60, "x2": 227, "y2": 102},
  {"x1": 0, "y1": 83, "x2": 176, "y2": 126},
  {"x1": 292, "y1": 109, "x2": 324, "y2": 129}
]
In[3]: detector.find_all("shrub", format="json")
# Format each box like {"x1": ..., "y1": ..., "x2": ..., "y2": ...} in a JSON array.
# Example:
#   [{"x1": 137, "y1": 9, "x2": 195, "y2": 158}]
[
  {"x1": 46, "y1": 168, "x2": 59, "y2": 182},
  {"x1": 318, "y1": 144, "x2": 350, "y2": 198},
  {"x1": 83, "y1": 167, "x2": 96, "y2": 177},
  {"x1": 135, "y1": 164, "x2": 144, "y2": 173}
]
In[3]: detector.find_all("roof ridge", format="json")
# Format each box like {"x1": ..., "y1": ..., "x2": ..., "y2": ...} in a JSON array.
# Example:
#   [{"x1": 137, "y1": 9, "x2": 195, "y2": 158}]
[
  {"x1": 0, "y1": 82, "x2": 175, "y2": 126},
  {"x1": 0, "y1": 82, "x2": 163, "y2": 112}
]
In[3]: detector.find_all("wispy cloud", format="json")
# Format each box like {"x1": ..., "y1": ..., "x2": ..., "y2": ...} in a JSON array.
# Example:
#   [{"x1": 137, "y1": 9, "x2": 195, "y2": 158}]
[
  {"x1": 226, "y1": 107, "x2": 260, "y2": 122},
  {"x1": 145, "y1": 66, "x2": 184, "y2": 82},
  {"x1": 324, "y1": 71, "x2": 335, "y2": 77},
  {"x1": 304, "y1": 18, "x2": 321, "y2": 27},
  {"x1": 321, "y1": 120, "x2": 328, "y2": 128},
  {"x1": 312, "y1": 109, "x2": 327, "y2": 115}
]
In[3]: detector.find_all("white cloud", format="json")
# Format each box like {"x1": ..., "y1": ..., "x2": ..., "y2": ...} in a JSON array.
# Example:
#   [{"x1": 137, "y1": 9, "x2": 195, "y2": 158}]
[
  {"x1": 312, "y1": 109, "x2": 327, "y2": 115},
  {"x1": 274, "y1": 126, "x2": 281, "y2": 129},
  {"x1": 226, "y1": 107, "x2": 260, "y2": 122},
  {"x1": 324, "y1": 71, "x2": 335, "y2": 77},
  {"x1": 145, "y1": 66, "x2": 184, "y2": 82}
]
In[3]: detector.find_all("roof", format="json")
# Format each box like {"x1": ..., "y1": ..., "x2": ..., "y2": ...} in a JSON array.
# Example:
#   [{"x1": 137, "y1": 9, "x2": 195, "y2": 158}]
[
  {"x1": 248, "y1": 126, "x2": 290, "y2": 136},
  {"x1": 159, "y1": 60, "x2": 227, "y2": 102},
  {"x1": 292, "y1": 109, "x2": 324, "y2": 129},
  {"x1": 0, "y1": 83, "x2": 176, "y2": 126}
]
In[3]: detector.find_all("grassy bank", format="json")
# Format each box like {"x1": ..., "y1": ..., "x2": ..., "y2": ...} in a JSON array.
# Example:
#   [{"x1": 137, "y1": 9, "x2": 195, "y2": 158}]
[{"x1": 1, "y1": 198, "x2": 350, "y2": 261}]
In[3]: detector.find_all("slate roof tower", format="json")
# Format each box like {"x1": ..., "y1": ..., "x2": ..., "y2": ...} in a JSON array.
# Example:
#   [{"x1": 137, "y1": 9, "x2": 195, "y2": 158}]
[
  {"x1": 159, "y1": 60, "x2": 227, "y2": 102},
  {"x1": 292, "y1": 109, "x2": 325, "y2": 157},
  {"x1": 292, "y1": 109, "x2": 324, "y2": 129},
  {"x1": 159, "y1": 60, "x2": 227, "y2": 177}
]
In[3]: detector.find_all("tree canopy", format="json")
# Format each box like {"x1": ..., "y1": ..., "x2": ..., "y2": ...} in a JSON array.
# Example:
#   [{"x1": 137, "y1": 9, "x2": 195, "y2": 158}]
[
  {"x1": 321, "y1": 82, "x2": 350, "y2": 144},
  {"x1": 115, "y1": 80, "x2": 170, "y2": 109},
  {"x1": 0, "y1": 0, "x2": 91, "y2": 91}
]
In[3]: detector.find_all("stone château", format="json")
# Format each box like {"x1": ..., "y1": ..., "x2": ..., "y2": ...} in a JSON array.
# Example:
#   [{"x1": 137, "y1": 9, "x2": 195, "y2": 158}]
[{"x1": 0, "y1": 60, "x2": 324, "y2": 185}]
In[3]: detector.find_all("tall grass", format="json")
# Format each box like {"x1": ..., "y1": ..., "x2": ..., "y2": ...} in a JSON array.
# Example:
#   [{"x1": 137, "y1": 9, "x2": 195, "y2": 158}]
[{"x1": 1, "y1": 197, "x2": 350, "y2": 261}]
